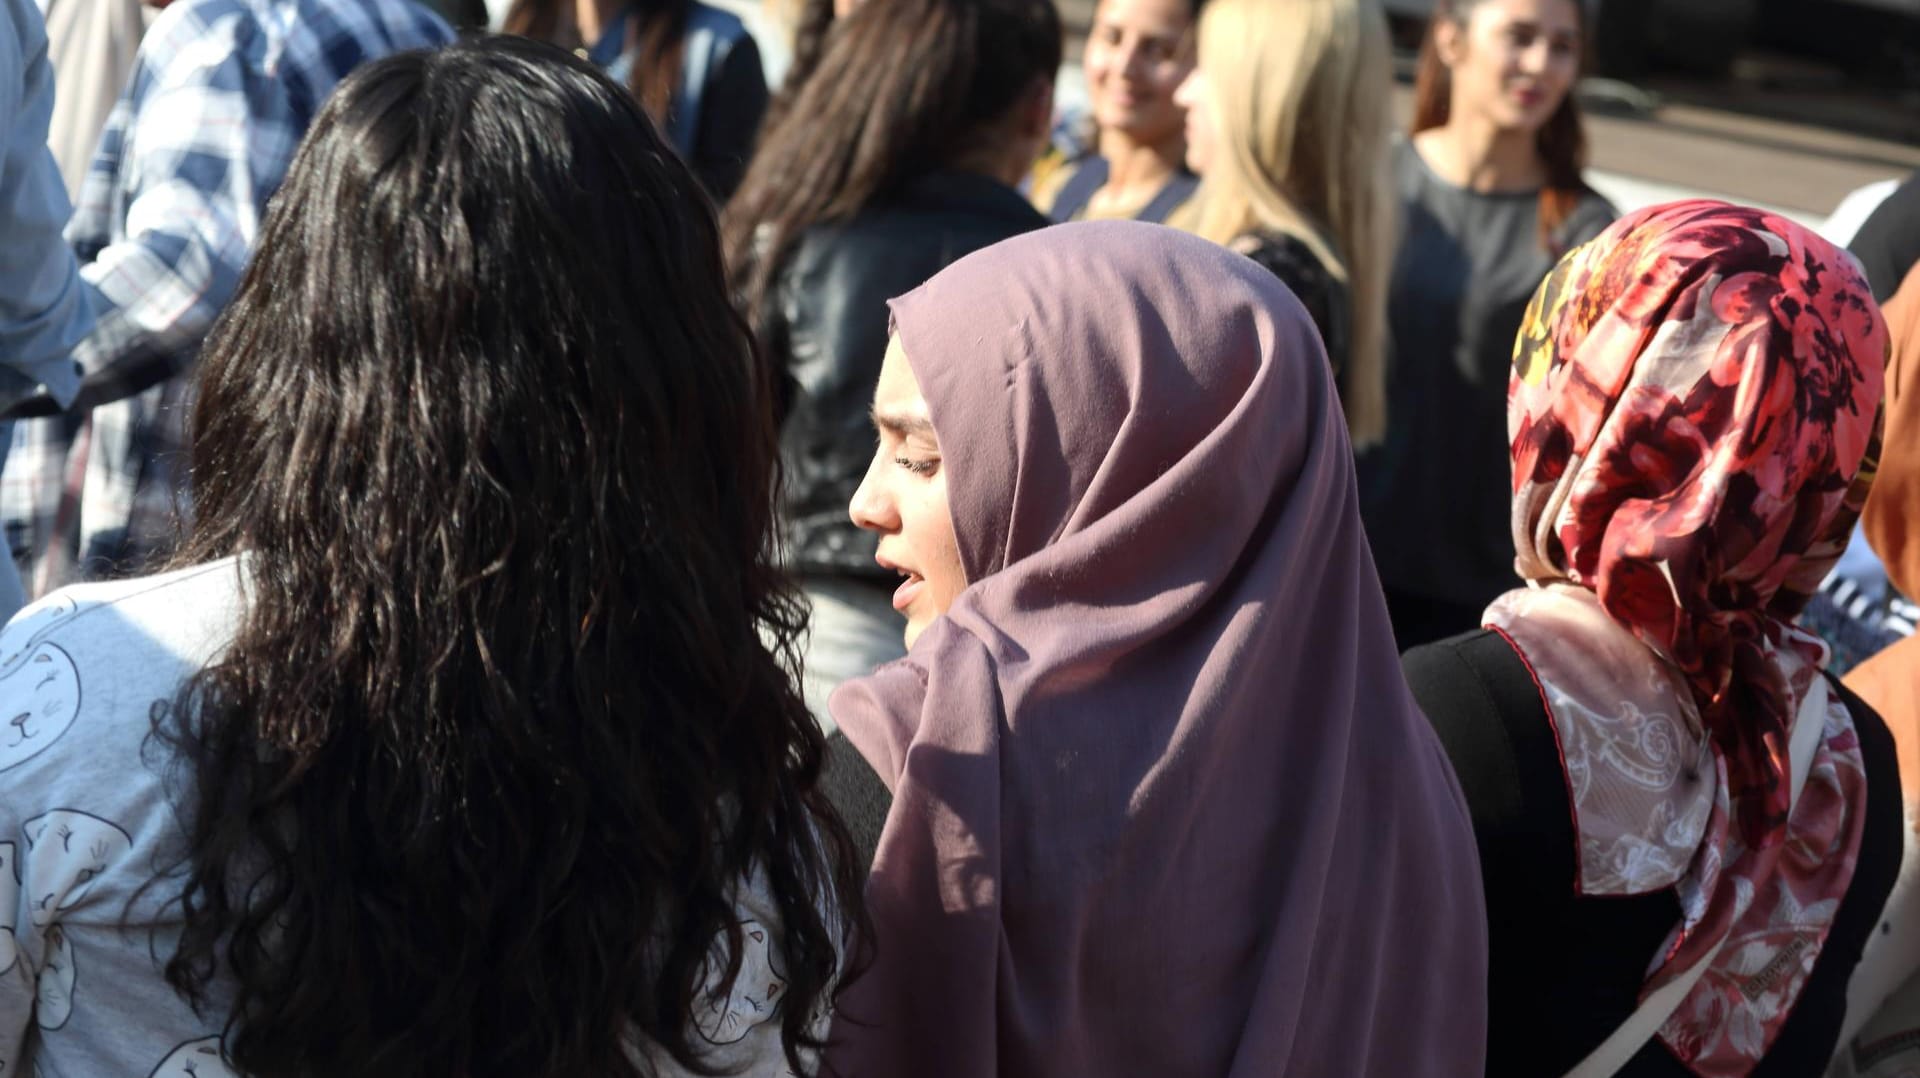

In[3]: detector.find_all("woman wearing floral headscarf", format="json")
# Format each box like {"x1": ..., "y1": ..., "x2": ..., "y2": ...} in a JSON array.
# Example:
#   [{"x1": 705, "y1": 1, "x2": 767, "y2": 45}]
[{"x1": 1402, "y1": 200, "x2": 1905, "y2": 1077}]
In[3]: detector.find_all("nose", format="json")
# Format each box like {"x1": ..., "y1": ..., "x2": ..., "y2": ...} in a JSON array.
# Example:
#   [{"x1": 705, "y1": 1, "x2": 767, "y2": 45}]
[
  {"x1": 1173, "y1": 66, "x2": 1197, "y2": 107},
  {"x1": 1516, "y1": 39, "x2": 1552, "y2": 75},
  {"x1": 849, "y1": 453, "x2": 900, "y2": 534}
]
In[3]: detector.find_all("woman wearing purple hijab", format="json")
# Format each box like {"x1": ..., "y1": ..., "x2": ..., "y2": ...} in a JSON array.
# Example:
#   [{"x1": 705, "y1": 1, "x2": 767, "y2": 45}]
[{"x1": 824, "y1": 220, "x2": 1488, "y2": 1077}]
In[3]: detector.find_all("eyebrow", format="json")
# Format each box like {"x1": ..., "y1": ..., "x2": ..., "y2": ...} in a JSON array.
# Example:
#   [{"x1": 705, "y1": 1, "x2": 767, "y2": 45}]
[{"x1": 870, "y1": 408, "x2": 937, "y2": 440}]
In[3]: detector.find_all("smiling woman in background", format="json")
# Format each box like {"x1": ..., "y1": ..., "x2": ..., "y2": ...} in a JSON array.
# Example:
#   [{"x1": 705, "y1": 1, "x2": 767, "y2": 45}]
[
  {"x1": 1359, "y1": 0, "x2": 1614, "y2": 648},
  {"x1": 1030, "y1": 0, "x2": 1198, "y2": 223}
]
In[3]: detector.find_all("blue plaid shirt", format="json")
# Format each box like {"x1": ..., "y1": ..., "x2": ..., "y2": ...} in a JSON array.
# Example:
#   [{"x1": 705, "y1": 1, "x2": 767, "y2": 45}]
[{"x1": 2, "y1": 0, "x2": 450, "y2": 591}]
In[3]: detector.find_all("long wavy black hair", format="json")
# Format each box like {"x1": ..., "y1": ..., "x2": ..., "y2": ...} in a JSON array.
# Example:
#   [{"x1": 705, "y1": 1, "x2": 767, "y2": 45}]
[{"x1": 152, "y1": 36, "x2": 861, "y2": 1077}]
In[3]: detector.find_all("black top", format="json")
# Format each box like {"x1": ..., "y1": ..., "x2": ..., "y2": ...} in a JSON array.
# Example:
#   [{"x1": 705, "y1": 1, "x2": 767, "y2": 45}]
[
  {"x1": 823, "y1": 729, "x2": 889, "y2": 871},
  {"x1": 764, "y1": 171, "x2": 1048, "y2": 577},
  {"x1": 1849, "y1": 170, "x2": 1920, "y2": 302},
  {"x1": 1403, "y1": 629, "x2": 1904, "y2": 1078},
  {"x1": 1233, "y1": 231, "x2": 1349, "y2": 379}
]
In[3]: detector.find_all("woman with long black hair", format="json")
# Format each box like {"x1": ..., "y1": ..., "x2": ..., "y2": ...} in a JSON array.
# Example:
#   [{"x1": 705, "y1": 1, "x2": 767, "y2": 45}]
[
  {"x1": 723, "y1": 0, "x2": 1059, "y2": 723},
  {"x1": 0, "y1": 37, "x2": 858, "y2": 1078}
]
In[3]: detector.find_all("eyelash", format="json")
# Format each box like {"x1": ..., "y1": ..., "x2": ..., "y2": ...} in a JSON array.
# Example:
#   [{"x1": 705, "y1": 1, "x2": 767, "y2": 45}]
[{"x1": 894, "y1": 455, "x2": 938, "y2": 477}]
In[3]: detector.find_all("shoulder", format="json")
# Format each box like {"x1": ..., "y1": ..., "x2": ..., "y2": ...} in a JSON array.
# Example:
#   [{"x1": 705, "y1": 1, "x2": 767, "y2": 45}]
[
  {"x1": 1391, "y1": 135, "x2": 1438, "y2": 195},
  {"x1": 1402, "y1": 628, "x2": 1539, "y2": 729},
  {"x1": 1030, "y1": 151, "x2": 1090, "y2": 217},
  {"x1": 0, "y1": 559, "x2": 245, "y2": 677},
  {"x1": 0, "y1": 563, "x2": 244, "y2": 921},
  {"x1": 132, "y1": 0, "x2": 264, "y2": 82},
  {"x1": 1231, "y1": 231, "x2": 1343, "y2": 340},
  {"x1": 1, "y1": 0, "x2": 43, "y2": 67},
  {"x1": 134, "y1": 0, "x2": 445, "y2": 93},
  {"x1": 1558, "y1": 186, "x2": 1619, "y2": 247},
  {"x1": 687, "y1": 0, "x2": 751, "y2": 42},
  {"x1": 1402, "y1": 628, "x2": 1575, "y2": 855},
  {"x1": 0, "y1": 559, "x2": 244, "y2": 750},
  {"x1": 1233, "y1": 231, "x2": 1332, "y2": 284},
  {"x1": 282, "y1": 0, "x2": 454, "y2": 65},
  {"x1": 834, "y1": 177, "x2": 1043, "y2": 262}
]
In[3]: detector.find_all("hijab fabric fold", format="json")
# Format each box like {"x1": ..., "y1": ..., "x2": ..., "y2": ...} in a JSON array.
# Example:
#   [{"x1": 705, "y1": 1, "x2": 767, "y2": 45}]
[
  {"x1": 1485, "y1": 201, "x2": 1887, "y2": 1076},
  {"x1": 827, "y1": 221, "x2": 1488, "y2": 1077}
]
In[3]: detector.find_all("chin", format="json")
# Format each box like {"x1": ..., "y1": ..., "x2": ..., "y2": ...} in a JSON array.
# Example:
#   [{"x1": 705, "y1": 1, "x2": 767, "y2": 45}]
[{"x1": 1095, "y1": 103, "x2": 1147, "y2": 131}]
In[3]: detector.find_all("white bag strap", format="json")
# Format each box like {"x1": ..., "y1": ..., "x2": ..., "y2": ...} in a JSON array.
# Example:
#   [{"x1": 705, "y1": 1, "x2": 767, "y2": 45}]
[{"x1": 1562, "y1": 674, "x2": 1831, "y2": 1078}]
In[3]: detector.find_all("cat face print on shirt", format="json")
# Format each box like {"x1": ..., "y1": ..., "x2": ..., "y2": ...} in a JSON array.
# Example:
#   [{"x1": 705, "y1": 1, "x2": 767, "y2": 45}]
[
  {"x1": 0, "y1": 594, "x2": 81, "y2": 774},
  {"x1": 22, "y1": 810, "x2": 132, "y2": 927},
  {"x1": 695, "y1": 919, "x2": 788, "y2": 1046},
  {"x1": 148, "y1": 1037, "x2": 239, "y2": 1078},
  {"x1": 0, "y1": 595, "x2": 78, "y2": 670},
  {"x1": 35, "y1": 925, "x2": 75, "y2": 1030}
]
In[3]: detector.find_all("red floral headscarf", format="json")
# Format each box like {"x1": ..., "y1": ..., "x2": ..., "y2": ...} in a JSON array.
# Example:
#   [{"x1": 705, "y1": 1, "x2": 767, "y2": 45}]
[{"x1": 1486, "y1": 200, "x2": 1887, "y2": 1074}]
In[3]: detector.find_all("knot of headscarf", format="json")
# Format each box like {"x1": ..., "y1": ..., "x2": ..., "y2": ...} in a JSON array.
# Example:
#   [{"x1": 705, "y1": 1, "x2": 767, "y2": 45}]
[
  {"x1": 1488, "y1": 200, "x2": 1888, "y2": 1075},
  {"x1": 1509, "y1": 200, "x2": 1884, "y2": 715}
]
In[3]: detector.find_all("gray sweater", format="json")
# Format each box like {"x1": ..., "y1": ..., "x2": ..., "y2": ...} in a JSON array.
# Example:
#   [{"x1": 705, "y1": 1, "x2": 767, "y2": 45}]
[{"x1": 1358, "y1": 140, "x2": 1616, "y2": 609}]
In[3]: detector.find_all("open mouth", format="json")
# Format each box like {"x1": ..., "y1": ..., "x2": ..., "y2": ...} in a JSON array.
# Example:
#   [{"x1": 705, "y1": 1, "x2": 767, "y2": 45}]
[{"x1": 891, "y1": 568, "x2": 926, "y2": 612}]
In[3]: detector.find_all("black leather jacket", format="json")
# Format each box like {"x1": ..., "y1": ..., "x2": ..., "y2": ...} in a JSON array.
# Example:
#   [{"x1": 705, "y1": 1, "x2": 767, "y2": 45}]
[{"x1": 766, "y1": 170, "x2": 1046, "y2": 577}]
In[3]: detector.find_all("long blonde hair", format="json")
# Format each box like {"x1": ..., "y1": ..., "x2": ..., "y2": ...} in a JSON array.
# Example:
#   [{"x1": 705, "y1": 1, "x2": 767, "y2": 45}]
[{"x1": 1174, "y1": 0, "x2": 1394, "y2": 446}]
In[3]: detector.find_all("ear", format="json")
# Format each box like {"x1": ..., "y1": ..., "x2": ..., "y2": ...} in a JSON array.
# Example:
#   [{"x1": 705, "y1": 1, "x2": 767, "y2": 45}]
[{"x1": 1431, "y1": 17, "x2": 1465, "y2": 67}]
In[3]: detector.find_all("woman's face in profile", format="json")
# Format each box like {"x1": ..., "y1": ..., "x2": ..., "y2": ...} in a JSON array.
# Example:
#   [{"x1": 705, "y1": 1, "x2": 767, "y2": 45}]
[
  {"x1": 1170, "y1": 63, "x2": 1215, "y2": 176},
  {"x1": 849, "y1": 337, "x2": 969, "y2": 648}
]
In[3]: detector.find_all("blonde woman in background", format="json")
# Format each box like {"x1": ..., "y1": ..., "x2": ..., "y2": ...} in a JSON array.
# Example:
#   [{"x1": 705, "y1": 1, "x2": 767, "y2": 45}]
[{"x1": 1170, "y1": 0, "x2": 1393, "y2": 447}]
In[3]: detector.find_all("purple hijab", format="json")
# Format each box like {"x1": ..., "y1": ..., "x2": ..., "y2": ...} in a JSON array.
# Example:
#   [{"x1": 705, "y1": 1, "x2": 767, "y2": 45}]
[{"x1": 826, "y1": 222, "x2": 1487, "y2": 1077}]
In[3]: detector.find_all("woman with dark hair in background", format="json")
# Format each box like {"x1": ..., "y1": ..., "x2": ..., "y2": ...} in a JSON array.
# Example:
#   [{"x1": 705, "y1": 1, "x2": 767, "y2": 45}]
[
  {"x1": 0, "y1": 37, "x2": 858, "y2": 1078},
  {"x1": 505, "y1": 0, "x2": 766, "y2": 198},
  {"x1": 723, "y1": 0, "x2": 1059, "y2": 723},
  {"x1": 1029, "y1": 0, "x2": 1198, "y2": 224},
  {"x1": 1360, "y1": 0, "x2": 1614, "y2": 647}
]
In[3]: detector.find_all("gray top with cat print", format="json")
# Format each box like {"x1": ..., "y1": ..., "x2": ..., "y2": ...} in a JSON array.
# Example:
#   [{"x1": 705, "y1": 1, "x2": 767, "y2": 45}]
[{"x1": 0, "y1": 558, "x2": 827, "y2": 1077}]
